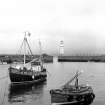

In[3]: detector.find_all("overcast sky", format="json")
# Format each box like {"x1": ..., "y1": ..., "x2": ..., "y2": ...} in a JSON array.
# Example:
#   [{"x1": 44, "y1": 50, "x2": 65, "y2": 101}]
[{"x1": 0, "y1": 0, "x2": 105, "y2": 55}]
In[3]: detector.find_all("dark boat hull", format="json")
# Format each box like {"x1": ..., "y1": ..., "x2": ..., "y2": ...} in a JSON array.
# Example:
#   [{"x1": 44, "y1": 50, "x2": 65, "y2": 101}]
[
  {"x1": 10, "y1": 73, "x2": 47, "y2": 85},
  {"x1": 50, "y1": 89, "x2": 95, "y2": 105},
  {"x1": 9, "y1": 67, "x2": 47, "y2": 85}
]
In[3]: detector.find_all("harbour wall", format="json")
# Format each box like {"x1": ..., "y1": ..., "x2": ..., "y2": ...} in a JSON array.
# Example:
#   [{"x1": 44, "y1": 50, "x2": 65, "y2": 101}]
[{"x1": 58, "y1": 55, "x2": 105, "y2": 62}]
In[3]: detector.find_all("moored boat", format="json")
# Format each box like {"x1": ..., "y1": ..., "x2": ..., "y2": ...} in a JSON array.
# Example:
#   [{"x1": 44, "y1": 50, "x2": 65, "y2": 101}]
[
  {"x1": 50, "y1": 71, "x2": 95, "y2": 105},
  {"x1": 8, "y1": 31, "x2": 47, "y2": 85}
]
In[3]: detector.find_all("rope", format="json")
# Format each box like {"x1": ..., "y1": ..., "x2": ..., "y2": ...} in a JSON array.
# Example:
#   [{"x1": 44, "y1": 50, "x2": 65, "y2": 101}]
[
  {"x1": 62, "y1": 71, "x2": 82, "y2": 88},
  {"x1": 18, "y1": 38, "x2": 24, "y2": 55},
  {"x1": 26, "y1": 38, "x2": 33, "y2": 56}
]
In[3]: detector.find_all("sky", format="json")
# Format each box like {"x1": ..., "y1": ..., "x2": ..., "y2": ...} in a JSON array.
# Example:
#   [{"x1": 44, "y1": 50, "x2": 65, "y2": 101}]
[{"x1": 0, "y1": 0, "x2": 105, "y2": 55}]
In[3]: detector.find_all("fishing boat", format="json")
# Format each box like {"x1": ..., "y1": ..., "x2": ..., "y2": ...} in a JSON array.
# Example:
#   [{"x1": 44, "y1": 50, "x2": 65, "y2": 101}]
[
  {"x1": 8, "y1": 31, "x2": 47, "y2": 85},
  {"x1": 50, "y1": 71, "x2": 95, "y2": 105}
]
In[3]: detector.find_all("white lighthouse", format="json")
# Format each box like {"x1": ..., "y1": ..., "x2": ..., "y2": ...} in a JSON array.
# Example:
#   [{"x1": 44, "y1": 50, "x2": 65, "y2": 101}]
[{"x1": 59, "y1": 40, "x2": 64, "y2": 56}]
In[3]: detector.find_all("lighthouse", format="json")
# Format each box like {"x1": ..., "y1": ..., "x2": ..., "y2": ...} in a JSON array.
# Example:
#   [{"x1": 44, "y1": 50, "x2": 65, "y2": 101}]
[{"x1": 59, "y1": 40, "x2": 64, "y2": 56}]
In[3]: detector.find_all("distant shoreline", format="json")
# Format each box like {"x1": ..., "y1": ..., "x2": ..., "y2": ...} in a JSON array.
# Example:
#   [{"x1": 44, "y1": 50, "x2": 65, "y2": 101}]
[{"x1": 0, "y1": 54, "x2": 53, "y2": 64}]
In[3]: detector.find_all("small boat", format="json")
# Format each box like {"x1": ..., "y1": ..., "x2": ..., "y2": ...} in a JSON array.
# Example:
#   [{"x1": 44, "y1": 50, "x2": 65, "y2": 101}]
[
  {"x1": 50, "y1": 71, "x2": 95, "y2": 105},
  {"x1": 8, "y1": 31, "x2": 47, "y2": 85}
]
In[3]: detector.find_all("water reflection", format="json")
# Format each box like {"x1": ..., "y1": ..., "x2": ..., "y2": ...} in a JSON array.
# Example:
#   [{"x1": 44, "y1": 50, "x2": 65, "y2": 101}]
[{"x1": 8, "y1": 82, "x2": 46, "y2": 104}]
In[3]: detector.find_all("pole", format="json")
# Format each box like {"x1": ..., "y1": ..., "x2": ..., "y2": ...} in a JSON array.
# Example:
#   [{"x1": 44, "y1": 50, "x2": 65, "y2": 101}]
[
  {"x1": 24, "y1": 32, "x2": 26, "y2": 67},
  {"x1": 39, "y1": 39, "x2": 43, "y2": 69}
]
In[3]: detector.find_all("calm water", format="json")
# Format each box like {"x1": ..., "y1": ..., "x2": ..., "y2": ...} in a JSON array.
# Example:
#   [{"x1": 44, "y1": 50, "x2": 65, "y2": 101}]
[{"x1": 0, "y1": 57, "x2": 105, "y2": 105}]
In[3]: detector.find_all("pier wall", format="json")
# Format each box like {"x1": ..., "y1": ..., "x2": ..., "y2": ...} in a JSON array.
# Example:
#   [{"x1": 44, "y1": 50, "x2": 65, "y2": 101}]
[{"x1": 58, "y1": 55, "x2": 105, "y2": 62}]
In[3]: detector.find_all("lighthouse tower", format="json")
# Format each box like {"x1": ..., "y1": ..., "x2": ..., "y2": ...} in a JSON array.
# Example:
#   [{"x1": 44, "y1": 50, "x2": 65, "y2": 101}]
[{"x1": 59, "y1": 40, "x2": 64, "y2": 56}]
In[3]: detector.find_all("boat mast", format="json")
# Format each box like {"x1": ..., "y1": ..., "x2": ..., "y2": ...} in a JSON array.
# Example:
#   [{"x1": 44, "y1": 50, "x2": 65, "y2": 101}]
[
  {"x1": 39, "y1": 39, "x2": 42, "y2": 59},
  {"x1": 62, "y1": 70, "x2": 83, "y2": 88},
  {"x1": 75, "y1": 71, "x2": 79, "y2": 90},
  {"x1": 23, "y1": 32, "x2": 26, "y2": 67},
  {"x1": 39, "y1": 39, "x2": 43, "y2": 69}
]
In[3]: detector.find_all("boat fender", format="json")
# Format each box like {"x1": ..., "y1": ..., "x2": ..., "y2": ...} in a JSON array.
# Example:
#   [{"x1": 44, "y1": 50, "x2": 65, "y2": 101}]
[
  {"x1": 50, "y1": 90, "x2": 52, "y2": 94},
  {"x1": 50, "y1": 90, "x2": 54, "y2": 94},
  {"x1": 32, "y1": 75, "x2": 34, "y2": 79},
  {"x1": 67, "y1": 95, "x2": 73, "y2": 101},
  {"x1": 76, "y1": 95, "x2": 82, "y2": 101},
  {"x1": 84, "y1": 94, "x2": 94, "y2": 104},
  {"x1": 84, "y1": 94, "x2": 92, "y2": 102},
  {"x1": 90, "y1": 93, "x2": 95, "y2": 99}
]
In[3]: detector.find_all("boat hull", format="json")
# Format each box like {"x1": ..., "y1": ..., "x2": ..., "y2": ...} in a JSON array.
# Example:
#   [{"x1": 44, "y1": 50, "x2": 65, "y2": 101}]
[
  {"x1": 50, "y1": 89, "x2": 95, "y2": 105},
  {"x1": 9, "y1": 67, "x2": 47, "y2": 85}
]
